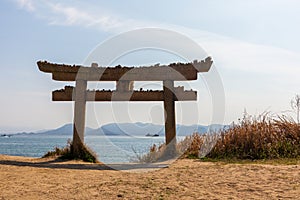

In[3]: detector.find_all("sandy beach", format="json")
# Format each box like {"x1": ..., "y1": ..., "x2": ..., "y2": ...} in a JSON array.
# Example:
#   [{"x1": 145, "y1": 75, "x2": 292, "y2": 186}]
[{"x1": 0, "y1": 155, "x2": 299, "y2": 200}]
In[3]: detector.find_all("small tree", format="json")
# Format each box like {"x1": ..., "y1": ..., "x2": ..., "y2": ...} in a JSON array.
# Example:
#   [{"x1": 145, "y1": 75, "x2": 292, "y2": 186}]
[{"x1": 291, "y1": 94, "x2": 300, "y2": 124}]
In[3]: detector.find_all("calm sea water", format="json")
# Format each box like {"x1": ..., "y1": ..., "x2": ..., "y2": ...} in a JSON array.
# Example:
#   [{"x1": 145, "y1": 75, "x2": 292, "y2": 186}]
[{"x1": 0, "y1": 135, "x2": 185, "y2": 163}]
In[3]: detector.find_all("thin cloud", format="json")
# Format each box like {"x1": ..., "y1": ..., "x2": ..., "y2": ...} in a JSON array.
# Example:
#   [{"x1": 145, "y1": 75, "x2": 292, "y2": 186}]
[
  {"x1": 13, "y1": 0, "x2": 141, "y2": 32},
  {"x1": 45, "y1": 2, "x2": 130, "y2": 31},
  {"x1": 158, "y1": 26, "x2": 300, "y2": 79},
  {"x1": 12, "y1": 0, "x2": 300, "y2": 78},
  {"x1": 15, "y1": 0, "x2": 35, "y2": 11},
  {"x1": 201, "y1": 34, "x2": 300, "y2": 76}
]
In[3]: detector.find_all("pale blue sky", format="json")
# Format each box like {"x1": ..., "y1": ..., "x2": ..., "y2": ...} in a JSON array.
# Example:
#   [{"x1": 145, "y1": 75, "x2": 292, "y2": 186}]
[{"x1": 1, "y1": 0, "x2": 300, "y2": 132}]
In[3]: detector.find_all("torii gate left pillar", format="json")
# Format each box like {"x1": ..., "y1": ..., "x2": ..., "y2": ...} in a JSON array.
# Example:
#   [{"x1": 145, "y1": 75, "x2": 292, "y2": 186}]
[{"x1": 72, "y1": 79, "x2": 87, "y2": 155}]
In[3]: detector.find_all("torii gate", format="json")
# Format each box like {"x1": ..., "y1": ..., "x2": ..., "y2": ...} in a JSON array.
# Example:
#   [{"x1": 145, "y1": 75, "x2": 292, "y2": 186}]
[{"x1": 38, "y1": 57, "x2": 212, "y2": 157}]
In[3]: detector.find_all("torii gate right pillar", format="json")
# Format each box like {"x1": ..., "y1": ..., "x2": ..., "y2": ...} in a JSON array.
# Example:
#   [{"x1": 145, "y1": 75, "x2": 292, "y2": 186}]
[{"x1": 163, "y1": 80, "x2": 177, "y2": 153}]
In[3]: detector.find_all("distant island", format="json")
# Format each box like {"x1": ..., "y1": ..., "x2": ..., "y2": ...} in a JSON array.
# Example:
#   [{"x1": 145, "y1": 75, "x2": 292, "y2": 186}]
[
  {"x1": 1, "y1": 123, "x2": 228, "y2": 137},
  {"x1": 0, "y1": 132, "x2": 35, "y2": 137}
]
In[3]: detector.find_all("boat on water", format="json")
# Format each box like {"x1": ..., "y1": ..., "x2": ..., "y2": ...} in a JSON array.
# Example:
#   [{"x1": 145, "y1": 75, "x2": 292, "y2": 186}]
[
  {"x1": 0, "y1": 134, "x2": 12, "y2": 138},
  {"x1": 145, "y1": 133, "x2": 159, "y2": 137}
]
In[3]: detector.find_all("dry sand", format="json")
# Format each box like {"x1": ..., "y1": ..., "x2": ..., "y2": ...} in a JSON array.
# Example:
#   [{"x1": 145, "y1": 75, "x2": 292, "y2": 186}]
[{"x1": 0, "y1": 155, "x2": 299, "y2": 200}]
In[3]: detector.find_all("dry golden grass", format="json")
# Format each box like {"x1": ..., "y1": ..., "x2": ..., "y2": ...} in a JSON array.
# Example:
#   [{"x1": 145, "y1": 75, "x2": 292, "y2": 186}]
[
  {"x1": 139, "y1": 113, "x2": 300, "y2": 162},
  {"x1": 208, "y1": 114, "x2": 300, "y2": 159}
]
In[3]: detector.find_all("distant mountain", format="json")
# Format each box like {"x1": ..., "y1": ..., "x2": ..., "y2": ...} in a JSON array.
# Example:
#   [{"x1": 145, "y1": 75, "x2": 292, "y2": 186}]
[
  {"x1": 3, "y1": 123, "x2": 228, "y2": 137},
  {"x1": 176, "y1": 124, "x2": 228, "y2": 136},
  {"x1": 104, "y1": 122, "x2": 164, "y2": 136},
  {"x1": 89, "y1": 123, "x2": 228, "y2": 136},
  {"x1": 176, "y1": 124, "x2": 207, "y2": 136},
  {"x1": 207, "y1": 124, "x2": 230, "y2": 132},
  {"x1": 88, "y1": 123, "x2": 164, "y2": 136},
  {"x1": 38, "y1": 124, "x2": 94, "y2": 136}
]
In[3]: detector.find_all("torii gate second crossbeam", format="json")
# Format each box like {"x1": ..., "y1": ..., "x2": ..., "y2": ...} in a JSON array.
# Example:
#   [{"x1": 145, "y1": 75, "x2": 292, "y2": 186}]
[{"x1": 37, "y1": 57, "x2": 213, "y2": 156}]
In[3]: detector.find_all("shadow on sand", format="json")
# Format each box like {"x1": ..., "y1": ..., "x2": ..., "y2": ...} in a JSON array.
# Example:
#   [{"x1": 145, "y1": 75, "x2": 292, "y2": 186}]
[{"x1": 0, "y1": 158, "x2": 169, "y2": 171}]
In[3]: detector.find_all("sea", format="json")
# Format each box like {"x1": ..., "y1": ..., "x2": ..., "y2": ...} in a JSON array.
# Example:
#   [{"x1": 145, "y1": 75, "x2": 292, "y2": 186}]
[{"x1": 0, "y1": 135, "x2": 185, "y2": 163}]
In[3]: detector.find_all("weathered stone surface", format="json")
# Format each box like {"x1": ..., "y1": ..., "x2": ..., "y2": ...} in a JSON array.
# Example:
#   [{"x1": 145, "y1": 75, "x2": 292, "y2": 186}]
[
  {"x1": 37, "y1": 57, "x2": 212, "y2": 81},
  {"x1": 52, "y1": 87, "x2": 197, "y2": 101}
]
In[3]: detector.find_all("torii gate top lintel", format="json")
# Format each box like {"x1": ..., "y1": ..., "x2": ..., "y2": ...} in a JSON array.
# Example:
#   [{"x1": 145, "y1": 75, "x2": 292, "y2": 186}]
[{"x1": 37, "y1": 57, "x2": 212, "y2": 82}]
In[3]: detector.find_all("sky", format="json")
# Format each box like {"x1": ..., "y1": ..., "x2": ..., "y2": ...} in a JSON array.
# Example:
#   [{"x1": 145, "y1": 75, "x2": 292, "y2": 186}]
[{"x1": 1, "y1": 0, "x2": 300, "y2": 132}]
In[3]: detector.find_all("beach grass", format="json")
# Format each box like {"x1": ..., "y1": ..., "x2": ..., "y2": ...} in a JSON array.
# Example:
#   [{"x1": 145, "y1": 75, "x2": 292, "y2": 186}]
[
  {"x1": 43, "y1": 139, "x2": 98, "y2": 163},
  {"x1": 139, "y1": 112, "x2": 300, "y2": 163}
]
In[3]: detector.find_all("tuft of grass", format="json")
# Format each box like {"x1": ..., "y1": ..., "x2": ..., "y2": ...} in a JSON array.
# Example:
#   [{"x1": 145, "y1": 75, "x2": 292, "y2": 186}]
[
  {"x1": 43, "y1": 139, "x2": 98, "y2": 163},
  {"x1": 132, "y1": 143, "x2": 167, "y2": 163},
  {"x1": 132, "y1": 133, "x2": 204, "y2": 163}
]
